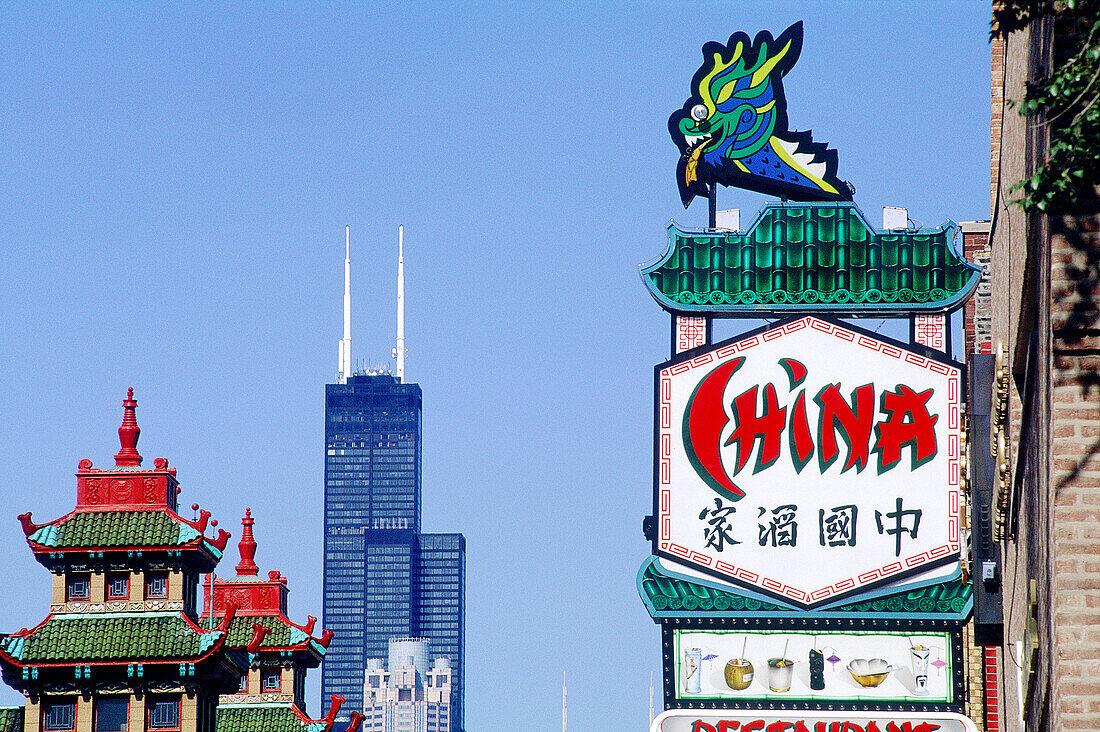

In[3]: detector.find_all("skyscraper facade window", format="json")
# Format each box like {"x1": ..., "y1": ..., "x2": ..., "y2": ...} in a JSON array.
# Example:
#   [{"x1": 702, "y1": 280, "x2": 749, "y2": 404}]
[{"x1": 323, "y1": 374, "x2": 464, "y2": 731}]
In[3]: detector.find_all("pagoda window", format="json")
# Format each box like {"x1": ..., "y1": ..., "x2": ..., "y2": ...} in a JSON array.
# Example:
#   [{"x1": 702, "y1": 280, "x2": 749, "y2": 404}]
[
  {"x1": 147, "y1": 698, "x2": 180, "y2": 730},
  {"x1": 42, "y1": 699, "x2": 76, "y2": 732},
  {"x1": 261, "y1": 669, "x2": 280, "y2": 691},
  {"x1": 107, "y1": 574, "x2": 129, "y2": 601},
  {"x1": 95, "y1": 697, "x2": 128, "y2": 732},
  {"x1": 145, "y1": 573, "x2": 168, "y2": 599},
  {"x1": 66, "y1": 576, "x2": 90, "y2": 601}
]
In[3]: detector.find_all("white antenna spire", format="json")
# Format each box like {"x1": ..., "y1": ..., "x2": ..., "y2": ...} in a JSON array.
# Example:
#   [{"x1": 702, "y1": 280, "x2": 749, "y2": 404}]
[
  {"x1": 338, "y1": 226, "x2": 352, "y2": 384},
  {"x1": 394, "y1": 225, "x2": 406, "y2": 382},
  {"x1": 649, "y1": 671, "x2": 654, "y2": 725},
  {"x1": 562, "y1": 671, "x2": 567, "y2": 732}
]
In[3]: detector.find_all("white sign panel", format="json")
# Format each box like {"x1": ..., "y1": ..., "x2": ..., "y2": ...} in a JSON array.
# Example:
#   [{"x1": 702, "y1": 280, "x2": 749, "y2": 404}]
[
  {"x1": 651, "y1": 710, "x2": 977, "y2": 732},
  {"x1": 655, "y1": 317, "x2": 961, "y2": 607}
]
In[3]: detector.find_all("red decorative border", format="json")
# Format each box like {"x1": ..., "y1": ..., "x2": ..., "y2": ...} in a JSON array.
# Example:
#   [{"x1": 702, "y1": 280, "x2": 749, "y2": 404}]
[
  {"x1": 675, "y1": 316, "x2": 708, "y2": 354},
  {"x1": 657, "y1": 316, "x2": 962, "y2": 604},
  {"x1": 984, "y1": 647, "x2": 999, "y2": 732},
  {"x1": 915, "y1": 314, "x2": 947, "y2": 352}
]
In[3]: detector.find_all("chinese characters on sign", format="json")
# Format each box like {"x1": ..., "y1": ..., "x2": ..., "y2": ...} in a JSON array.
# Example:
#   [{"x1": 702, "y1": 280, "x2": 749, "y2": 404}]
[{"x1": 698, "y1": 501, "x2": 921, "y2": 556}]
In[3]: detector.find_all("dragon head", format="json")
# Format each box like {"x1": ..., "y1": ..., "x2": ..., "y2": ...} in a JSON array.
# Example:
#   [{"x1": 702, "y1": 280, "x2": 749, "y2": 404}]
[{"x1": 668, "y1": 23, "x2": 850, "y2": 206}]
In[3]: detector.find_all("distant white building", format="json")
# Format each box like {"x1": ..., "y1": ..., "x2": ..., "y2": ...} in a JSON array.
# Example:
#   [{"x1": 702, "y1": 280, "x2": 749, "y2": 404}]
[{"x1": 362, "y1": 638, "x2": 452, "y2": 732}]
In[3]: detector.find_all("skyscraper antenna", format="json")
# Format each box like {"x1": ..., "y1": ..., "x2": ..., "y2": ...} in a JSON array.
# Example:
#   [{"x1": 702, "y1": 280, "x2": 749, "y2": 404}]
[
  {"x1": 649, "y1": 671, "x2": 654, "y2": 725},
  {"x1": 338, "y1": 226, "x2": 352, "y2": 384},
  {"x1": 562, "y1": 671, "x2": 567, "y2": 732},
  {"x1": 395, "y1": 225, "x2": 406, "y2": 382}
]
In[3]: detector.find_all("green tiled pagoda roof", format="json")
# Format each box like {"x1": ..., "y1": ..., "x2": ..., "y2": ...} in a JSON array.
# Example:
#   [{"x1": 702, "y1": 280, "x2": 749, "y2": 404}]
[
  {"x1": 217, "y1": 706, "x2": 325, "y2": 732},
  {"x1": 0, "y1": 707, "x2": 23, "y2": 732},
  {"x1": 0, "y1": 613, "x2": 222, "y2": 664},
  {"x1": 641, "y1": 203, "x2": 981, "y2": 314},
  {"x1": 223, "y1": 617, "x2": 316, "y2": 650},
  {"x1": 28, "y1": 510, "x2": 203, "y2": 550},
  {"x1": 637, "y1": 557, "x2": 971, "y2": 620}
]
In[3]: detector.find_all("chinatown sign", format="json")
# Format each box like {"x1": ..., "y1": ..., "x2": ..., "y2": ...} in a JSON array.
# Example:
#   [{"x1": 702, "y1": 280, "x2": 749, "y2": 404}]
[
  {"x1": 651, "y1": 710, "x2": 977, "y2": 732},
  {"x1": 653, "y1": 316, "x2": 962, "y2": 607}
]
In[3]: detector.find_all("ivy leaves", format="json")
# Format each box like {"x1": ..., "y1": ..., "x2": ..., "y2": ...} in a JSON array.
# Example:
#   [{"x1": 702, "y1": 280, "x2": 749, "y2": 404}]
[{"x1": 993, "y1": 0, "x2": 1100, "y2": 214}]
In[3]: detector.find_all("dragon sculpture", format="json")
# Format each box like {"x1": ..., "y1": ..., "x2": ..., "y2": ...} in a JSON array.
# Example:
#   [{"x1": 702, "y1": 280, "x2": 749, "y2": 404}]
[{"x1": 668, "y1": 22, "x2": 852, "y2": 207}]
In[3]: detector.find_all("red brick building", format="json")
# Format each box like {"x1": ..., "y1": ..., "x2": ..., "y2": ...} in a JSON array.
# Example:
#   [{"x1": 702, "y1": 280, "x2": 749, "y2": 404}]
[{"x1": 984, "y1": 5, "x2": 1100, "y2": 731}]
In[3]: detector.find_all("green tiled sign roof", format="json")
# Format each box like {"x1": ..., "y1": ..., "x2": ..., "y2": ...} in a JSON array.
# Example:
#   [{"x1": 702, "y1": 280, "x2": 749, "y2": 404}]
[
  {"x1": 29, "y1": 511, "x2": 202, "y2": 551},
  {"x1": 217, "y1": 706, "x2": 318, "y2": 732},
  {"x1": 0, "y1": 613, "x2": 222, "y2": 664},
  {"x1": 641, "y1": 203, "x2": 981, "y2": 314},
  {"x1": 637, "y1": 558, "x2": 971, "y2": 620}
]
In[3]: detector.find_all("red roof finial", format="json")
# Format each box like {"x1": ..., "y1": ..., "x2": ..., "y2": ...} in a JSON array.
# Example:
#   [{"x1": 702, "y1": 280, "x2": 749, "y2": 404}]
[
  {"x1": 235, "y1": 507, "x2": 259, "y2": 576},
  {"x1": 113, "y1": 387, "x2": 143, "y2": 467}
]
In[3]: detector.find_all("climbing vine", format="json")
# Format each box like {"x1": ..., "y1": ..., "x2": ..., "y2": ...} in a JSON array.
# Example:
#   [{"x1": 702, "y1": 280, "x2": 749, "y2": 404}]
[{"x1": 992, "y1": 0, "x2": 1100, "y2": 214}]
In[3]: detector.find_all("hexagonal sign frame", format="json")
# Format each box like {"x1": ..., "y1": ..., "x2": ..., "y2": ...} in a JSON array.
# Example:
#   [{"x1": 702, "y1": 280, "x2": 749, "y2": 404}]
[{"x1": 653, "y1": 316, "x2": 962, "y2": 607}]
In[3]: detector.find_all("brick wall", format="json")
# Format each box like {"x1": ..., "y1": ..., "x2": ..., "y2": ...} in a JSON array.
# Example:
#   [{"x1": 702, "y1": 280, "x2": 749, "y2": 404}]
[
  {"x1": 1050, "y1": 204, "x2": 1100, "y2": 730},
  {"x1": 991, "y1": 32, "x2": 1005, "y2": 215},
  {"x1": 963, "y1": 225, "x2": 992, "y2": 356}
]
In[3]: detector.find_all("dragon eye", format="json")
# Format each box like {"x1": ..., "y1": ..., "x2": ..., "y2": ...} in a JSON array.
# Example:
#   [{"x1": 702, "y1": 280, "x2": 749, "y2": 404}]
[{"x1": 690, "y1": 104, "x2": 708, "y2": 122}]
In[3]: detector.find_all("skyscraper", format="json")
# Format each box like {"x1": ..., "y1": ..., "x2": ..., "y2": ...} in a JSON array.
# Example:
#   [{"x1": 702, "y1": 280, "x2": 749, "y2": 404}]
[{"x1": 322, "y1": 230, "x2": 464, "y2": 731}]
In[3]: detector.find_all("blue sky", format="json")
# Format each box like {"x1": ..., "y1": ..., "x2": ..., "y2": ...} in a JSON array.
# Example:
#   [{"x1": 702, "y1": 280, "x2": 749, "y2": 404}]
[{"x1": 0, "y1": 3, "x2": 992, "y2": 730}]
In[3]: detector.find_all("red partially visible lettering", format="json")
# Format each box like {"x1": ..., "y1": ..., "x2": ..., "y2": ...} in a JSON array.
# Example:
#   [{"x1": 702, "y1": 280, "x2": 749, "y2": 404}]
[
  {"x1": 789, "y1": 391, "x2": 814, "y2": 471},
  {"x1": 816, "y1": 383, "x2": 875, "y2": 472},
  {"x1": 726, "y1": 385, "x2": 786, "y2": 474},
  {"x1": 874, "y1": 386, "x2": 939, "y2": 471}
]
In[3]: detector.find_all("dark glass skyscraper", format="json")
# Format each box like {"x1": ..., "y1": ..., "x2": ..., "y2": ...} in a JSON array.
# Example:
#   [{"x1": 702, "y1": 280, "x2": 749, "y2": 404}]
[{"x1": 323, "y1": 374, "x2": 465, "y2": 731}]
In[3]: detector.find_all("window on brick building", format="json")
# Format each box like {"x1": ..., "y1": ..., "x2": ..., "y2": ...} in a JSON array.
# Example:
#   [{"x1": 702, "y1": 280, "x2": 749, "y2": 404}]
[
  {"x1": 95, "y1": 697, "x2": 128, "y2": 732},
  {"x1": 42, "y1": 699, "x2": 76, "y2": 731},
  {"x1": 107, "y1": 574, "x2": 129, "y2": 601},
  {"x1": 66, "y1": 576, "x2": 90, "y2": 601},
  {"x1": 147, "y1": 698, "x2": 180, "y2": 730},
  {"x1": 145, "y1": 573, "x2": 168, "y2": 599}
]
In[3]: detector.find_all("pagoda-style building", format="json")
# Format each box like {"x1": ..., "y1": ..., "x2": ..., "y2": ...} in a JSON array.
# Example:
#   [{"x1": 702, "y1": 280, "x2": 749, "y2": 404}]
[
  {"x1": 204, "y1": 510, "x2": 357, "y2": 732},
  {"x1": 0, "y1": 390, "x2": 243, "y2": 732}
]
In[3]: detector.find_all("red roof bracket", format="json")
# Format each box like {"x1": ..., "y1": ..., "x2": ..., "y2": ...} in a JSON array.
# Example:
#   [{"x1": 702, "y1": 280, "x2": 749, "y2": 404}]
[
  {"x1": 322, "y1": 695, "x2": 344, "y2": 726},
  {"x1": 345, "y1": 712, "x2": 365, "y2": 732},
  {"x1": 17, "y1": 513, "x2": 41, "y2": 537},
  {"x1": 285, "y1": 615, "x2": 317, "y2": 636},
  {"x1": 210, "y1": 529, "x2": 231, "y2": 552},
  {"x1": 246, "y1": 624, "x2": 270, "y2": 653},
  {"x1": 216, "y1": 603, "x2": 238, "y2": 633}
]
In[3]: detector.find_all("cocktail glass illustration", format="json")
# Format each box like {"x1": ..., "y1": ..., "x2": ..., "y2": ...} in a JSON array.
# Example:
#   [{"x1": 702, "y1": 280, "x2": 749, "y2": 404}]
[{"x1": 910, "y1": 645, "x2": 931, "y2": 696}]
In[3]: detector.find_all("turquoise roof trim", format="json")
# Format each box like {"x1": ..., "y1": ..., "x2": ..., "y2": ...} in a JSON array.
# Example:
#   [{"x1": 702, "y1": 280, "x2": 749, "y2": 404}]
[
  {"x1": 178, "y1": 524, "x2": 200, "y2": 544},
  {"x1": 1, "y1": 637, "x2": 25, "y2": 661},
  {"x1": 199, "y1": 630, "x2": 223, "y2": 654},
  {"x1": 641, "y1": 202, "x2": 982, "y2": 315},
  {"x1": 288, "y1": 627, "x2": 308, "y2": 645},
  {"x1": 202, "y1": 540, "x2": 223, "y2": 560},
  {"x1": 29, "y1": 525, "x2": 58, "y2": 546},
  {"x1": 637, "y1": 556, "x2": 972, "y2": 621}
]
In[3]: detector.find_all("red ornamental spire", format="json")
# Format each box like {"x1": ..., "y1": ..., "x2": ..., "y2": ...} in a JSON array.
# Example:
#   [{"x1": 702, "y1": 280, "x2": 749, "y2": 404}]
[
  {"x1": 236, "y1": 508, "x2": 259, "y2": 576},
  {"x1": 113, "y1": 387, "x2": 143, "y2": 466}
]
